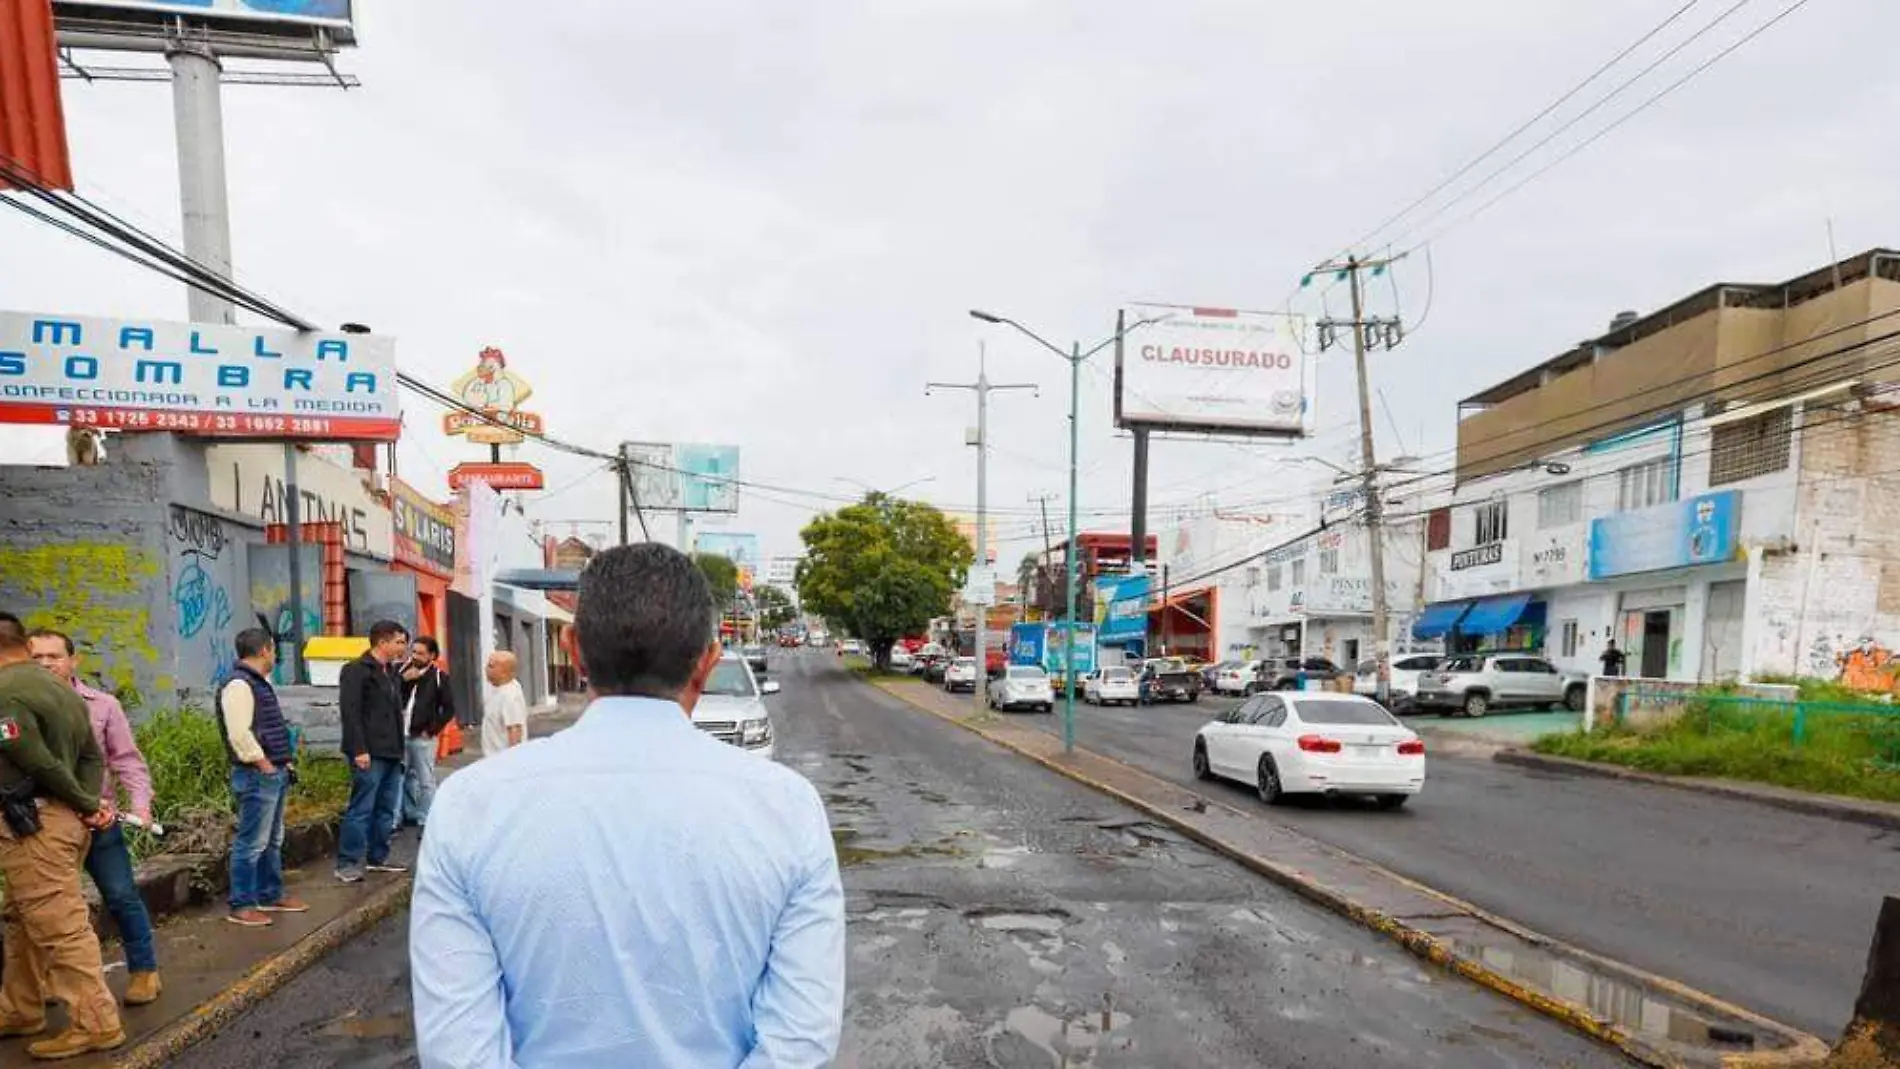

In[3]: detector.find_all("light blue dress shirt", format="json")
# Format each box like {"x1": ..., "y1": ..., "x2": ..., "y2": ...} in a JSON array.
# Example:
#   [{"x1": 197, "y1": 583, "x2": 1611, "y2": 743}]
[{"x1": 410, "y1": 696, "x2": 845, "y2": 1068}]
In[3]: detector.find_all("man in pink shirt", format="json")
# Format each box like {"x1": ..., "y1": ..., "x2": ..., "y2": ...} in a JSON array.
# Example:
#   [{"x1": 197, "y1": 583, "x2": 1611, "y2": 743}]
[{"x1": 27, "y1": 631, "x2": 162, "y2": 1007}]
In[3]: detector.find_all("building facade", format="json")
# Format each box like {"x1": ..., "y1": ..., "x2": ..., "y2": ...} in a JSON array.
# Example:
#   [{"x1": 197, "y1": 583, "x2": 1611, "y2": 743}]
[{"x1": 1420, "y1": 249, "x2": 1900, "y2": 687}]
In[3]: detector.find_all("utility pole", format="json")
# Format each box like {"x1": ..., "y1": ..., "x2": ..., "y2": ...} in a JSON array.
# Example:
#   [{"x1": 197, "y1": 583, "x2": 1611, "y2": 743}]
[
  {"x1": 1030, "y1": 492, "x2": 1057, "y2": 620},
  {"x1": 617, "y1": 444, "x2": 631, "y2": 546},
  {"x1": 1314, "y1": 253, "x2": 1406, "y2": 704},
  {"x1": 928, "y1": 346, "x2": 1037, "y2": 718}
]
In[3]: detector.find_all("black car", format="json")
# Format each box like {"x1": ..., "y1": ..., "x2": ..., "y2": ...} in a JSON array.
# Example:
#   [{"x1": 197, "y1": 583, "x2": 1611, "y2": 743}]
[
  {"x1": 741, "y1": 644, "x2": 769, "y2": 674},
  {"x1": 921, "y1": 654, "x2": 949, "y2": 683}
]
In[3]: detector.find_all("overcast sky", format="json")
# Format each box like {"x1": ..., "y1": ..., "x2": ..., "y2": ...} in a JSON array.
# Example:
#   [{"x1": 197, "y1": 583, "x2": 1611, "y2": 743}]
[{"x1": 6, "y1": 0, "x2": 1896, "y2": 575}]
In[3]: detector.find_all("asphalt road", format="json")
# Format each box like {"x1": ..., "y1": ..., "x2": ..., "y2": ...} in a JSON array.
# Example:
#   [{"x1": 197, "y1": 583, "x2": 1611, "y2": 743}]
[
  {"x1": 1006, "y1": 688, "x2": 1900, "y2": 1038},
  {"x1": 170, "y1": 651, "x2": 1619, "y2": 1068}
]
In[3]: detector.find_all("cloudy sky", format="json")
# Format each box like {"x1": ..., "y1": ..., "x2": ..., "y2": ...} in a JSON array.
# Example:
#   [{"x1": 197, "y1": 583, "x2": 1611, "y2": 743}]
[{"x1": 6, "y1": 0, "x2": 1896, "y2": 575}]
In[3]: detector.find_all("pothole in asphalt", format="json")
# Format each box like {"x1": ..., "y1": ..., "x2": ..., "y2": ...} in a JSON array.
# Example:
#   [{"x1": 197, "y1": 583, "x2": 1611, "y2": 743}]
[
  {"x1": 963, "y1": 905, "x2": 1073, "y2": 934},
  {"x1": 319, "y1": 1012, "x2": 412, "y2": 1040},
  {"x1": 832, "y1": 828, "x2": 968, "y2": 867},
  {"x1": 985, "y1": 998, "x2": 1134, "y2": 1067}
]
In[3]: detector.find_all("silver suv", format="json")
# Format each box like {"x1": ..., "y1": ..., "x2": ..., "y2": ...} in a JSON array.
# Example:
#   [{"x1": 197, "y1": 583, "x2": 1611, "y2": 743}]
[{"x1": 1414, "y1": 653, "x2": 1587, "y2": 718}]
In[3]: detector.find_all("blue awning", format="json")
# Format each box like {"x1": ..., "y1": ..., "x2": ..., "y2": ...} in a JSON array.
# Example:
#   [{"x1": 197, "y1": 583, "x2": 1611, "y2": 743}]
[
  {"x1": 1412, "y1": 600, "x2": 1473, "y2": 640},
  {"x1": 1459, "y1": 593, "x2": 1533, "y2": 636}
]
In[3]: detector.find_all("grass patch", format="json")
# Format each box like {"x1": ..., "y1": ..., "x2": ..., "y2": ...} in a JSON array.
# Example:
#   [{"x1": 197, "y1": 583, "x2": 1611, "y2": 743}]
[
  {"x1": 1533, "y1": 698, "x2": 1900, "y2": 803},
  {"x1": 843, "y1": 655, "x2": 911, "y2": 680},
  {"x1": 129, "y1": 707, "x2": 355, "y2": 860}
]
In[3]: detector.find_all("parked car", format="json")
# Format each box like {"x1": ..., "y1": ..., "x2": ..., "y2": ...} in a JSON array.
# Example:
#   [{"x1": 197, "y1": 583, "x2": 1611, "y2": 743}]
[
  {"x1": 1352, "y1": 654, "x2": 1445, "y2": 711},
  {"x1": 888, "y1": 646, "x2": 914, "y2": 671},
  {"x1": 692, "y1": 654, "x2": 782, "y2": 760},
  {"x1": 988, "y1": 664, "x2": 1054, "y2": 713},
  {"x1": 741, "y1": 643, "x2": 769, "y2": 674},
  {"x1": 1413, "y1": 653, "x2": 1587, "y2": 717},
  {"x1": 921, "y1": 654, "x2": 949, "y2": 683},
  {"x1": 839, "y1": 639, "x2": 864, "y2": 656},
  {"x1": 1213, "y1": 660, "x2": 1261, "y2": 696},
  {"x1": 942, "y1": 656, "x2": 980, "y2": 693},
  {"x1": 1255, "y1": 657, "x2": 1341, "y2": 693},
  {"x1": 1200, "y1": 660, "x2": 1239, "y2": 691},
  {"x1": 1140, "y1": 657, "x2": 1202, "y2": 704},
  {"x1": 1083, "y1": 665, "x2": 1140, "y2": 706},
  {"x1": 1191, "y1": 691, "x2": 1424, "y2": 809}
]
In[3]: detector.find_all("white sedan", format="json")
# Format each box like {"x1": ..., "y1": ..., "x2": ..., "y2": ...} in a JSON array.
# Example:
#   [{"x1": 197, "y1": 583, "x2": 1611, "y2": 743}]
[
  {"x1": 1191, "y1": 692, "x2": 1425, "y2": 809},
  {"x1": 988, "y1": 665, "x2": 1054, "y2": 713},
  {"x1": 1083, "y1": 666, "x2": 1140, "y2": 706},
  {"x1": 1213, "y1": 659, "x2": 1261, "y2": 696}
]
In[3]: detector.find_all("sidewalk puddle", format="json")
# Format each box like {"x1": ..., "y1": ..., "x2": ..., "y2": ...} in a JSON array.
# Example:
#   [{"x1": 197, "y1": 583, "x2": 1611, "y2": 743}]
[
  {"x1": 319, "y1": 1011, "x2": 412, "y2": 1040},
  {"x1": 832, "y1": 828, "x2": 967, "y2": 867},
  {"x1": 972, "y1": 911, "x2": 1068, "y2": 934}
]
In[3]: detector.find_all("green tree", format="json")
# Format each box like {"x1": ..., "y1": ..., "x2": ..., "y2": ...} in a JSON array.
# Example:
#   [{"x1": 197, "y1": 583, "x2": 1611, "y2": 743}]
[
  {"x1": 756, "y1": 585, "x2": 798, "y2": 632},
  {"x1": 694, "y1": 552, "x2": 738, "y2": 607},
  {"x1": 797, "y1": 493, "x2": 972, "y2": 668}
]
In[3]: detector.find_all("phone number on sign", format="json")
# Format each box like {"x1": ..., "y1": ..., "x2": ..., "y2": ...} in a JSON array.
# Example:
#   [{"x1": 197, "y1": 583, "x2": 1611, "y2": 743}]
[{"x1": 61, "y1": 410, "x2": 349, "y2": 435}]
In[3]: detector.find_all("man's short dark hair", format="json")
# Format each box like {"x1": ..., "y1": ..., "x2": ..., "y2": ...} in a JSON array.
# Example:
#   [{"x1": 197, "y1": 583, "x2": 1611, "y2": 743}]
[
  {"x1": 414, "y1": 635, "x2": 441, "y2": 657},
  {"x1": 26, "y1": 629, "x2": 73, "y2": 656},
  {"x1": 368, "y1": 620, "x2": 408, "y2": 646},
  {"x1": 576, "y1": 543, "x2": 714, "y2": 698},
  {"x1": 235, "y1": 628, "x2": 273, "y2": 662},
  {"x1": 0, "y1": 613, "x2": 24, "y2": 653}
]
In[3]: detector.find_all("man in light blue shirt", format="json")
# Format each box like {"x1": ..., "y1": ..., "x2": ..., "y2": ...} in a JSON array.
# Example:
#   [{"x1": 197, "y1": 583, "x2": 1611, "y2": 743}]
[{"x1": 411, "y1": 543, "x2": 845, "y2": 1068}]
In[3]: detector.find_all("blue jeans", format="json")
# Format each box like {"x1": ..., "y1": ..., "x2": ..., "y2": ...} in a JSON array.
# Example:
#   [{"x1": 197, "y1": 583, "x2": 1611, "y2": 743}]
[
  {"x1": 403, "y1": 736, "x2": 438, "y2": 826},
  {"x1": 337, "y1": 757, "x2": 403, "y2": 873},
  {"x1": 229, "y1": 765, "x2": 289, "y2": 911},
  {"x1": 87, "y1": 823, "x2": 157, "y2": 972}
]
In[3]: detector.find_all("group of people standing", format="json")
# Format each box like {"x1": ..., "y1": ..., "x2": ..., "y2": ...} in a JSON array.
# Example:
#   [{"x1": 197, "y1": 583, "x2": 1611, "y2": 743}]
[{"x1": 0, "y1": 613, "x2": 158, "y2": 1059}]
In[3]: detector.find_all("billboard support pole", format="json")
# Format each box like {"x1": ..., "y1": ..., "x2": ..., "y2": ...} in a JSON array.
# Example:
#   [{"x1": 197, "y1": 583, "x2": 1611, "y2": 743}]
[
  {"x1": 617, "y1": 443, "x2": 630, "y2": 546},
  {"x1": 1063, "y1": 340, "x2": 1081, "y2": 751},
  {"x1": 166, "y1": 38, "x2": 235, "y2": 326},
  {"x1": 283, "y1": 441, "x2": 307, "y2": 684}
]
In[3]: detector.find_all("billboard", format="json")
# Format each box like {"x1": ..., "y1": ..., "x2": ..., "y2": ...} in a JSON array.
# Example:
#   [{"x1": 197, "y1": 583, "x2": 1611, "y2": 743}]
[
  {"x1": 624, "y1": 441, "x2": 740, "y2": 513},
  {"x1": 391, "y1": 478, "x2": 455, "y2": 578},
  {"x1": 1588, "y1": 491, "x2": 1740, "y2": 580},
  {"x1": 442, "y1": 346, "x2": 543, "y2": 445},
  {"x1": 2, "y1": 0, "x2": 74, "y2": 191},
  {"x1": 54, "y1": 1, "x2": 356, "y2": 39},
  {"x1": 695, "y1": 532, "x2": 761, "y2": 571},
  {"x1": 0, "y1": 311, "x2": 398, "y2": 440},
  {"x1": 1098, "y1": 575, "x2": 1150, "y2": 642},
  {"x1": 1117, "y1": 306, "x2": 1307, "y2": 437}
]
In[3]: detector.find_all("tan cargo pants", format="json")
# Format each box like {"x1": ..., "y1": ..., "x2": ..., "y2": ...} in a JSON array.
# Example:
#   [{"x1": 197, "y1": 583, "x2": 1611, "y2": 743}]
[{"x1": 0, "y1": 803, "x2": 121, "y2": 1035}]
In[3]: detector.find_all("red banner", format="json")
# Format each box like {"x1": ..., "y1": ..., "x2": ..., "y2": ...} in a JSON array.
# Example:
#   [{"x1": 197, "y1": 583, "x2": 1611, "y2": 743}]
[
  {"x1": 0, "y1": 402, "x2": 400, "y2": 441},
  {"x1": 448, "y1": 461, "x2": 545, "y2": 491},
  {"x1": 0, "y1": 0, "x2": 74, "y2": 191}
]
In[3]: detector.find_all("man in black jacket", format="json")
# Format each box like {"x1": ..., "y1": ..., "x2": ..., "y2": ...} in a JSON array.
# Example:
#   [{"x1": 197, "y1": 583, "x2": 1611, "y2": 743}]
[
  {"x1": 399, "y1": 635, "x2": 456, "y2": 829},
  {"x1": 336, "y1": 620, "x2": 410, "y2": 883}
]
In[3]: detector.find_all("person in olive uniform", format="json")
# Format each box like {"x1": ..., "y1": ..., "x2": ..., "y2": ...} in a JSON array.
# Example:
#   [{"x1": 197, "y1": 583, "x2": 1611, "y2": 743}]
[{"x1": 0, "y1": 614, "x2": 122, "y2": 1060}]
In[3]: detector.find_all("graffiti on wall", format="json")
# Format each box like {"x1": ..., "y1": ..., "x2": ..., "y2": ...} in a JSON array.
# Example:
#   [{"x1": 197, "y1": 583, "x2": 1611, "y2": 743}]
[
  {"x1": 168, "y1": 506, "x2": 239, "y2": 688},
  {"x1": 1831, "y1": 636, "x2": 1900, "y2": 694},
  {"x1": 0, "y1": 543, "x2": 166, "y2": 702}
]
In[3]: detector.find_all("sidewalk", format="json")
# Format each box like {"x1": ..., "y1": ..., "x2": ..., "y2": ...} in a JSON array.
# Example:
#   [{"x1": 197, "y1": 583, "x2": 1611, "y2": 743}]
[
  {"x1": 874, "y1": 678, "x2": 1830, "y2": 1069},
  {"x1": 49, "y1": 697, "x2": 588, "y2": 1069}
]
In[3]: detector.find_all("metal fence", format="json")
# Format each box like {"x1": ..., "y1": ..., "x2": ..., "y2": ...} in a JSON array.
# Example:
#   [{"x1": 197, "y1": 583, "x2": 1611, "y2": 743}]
[{"x1": 1614, "y1": 687, "x2": 1900, "y2": 767}]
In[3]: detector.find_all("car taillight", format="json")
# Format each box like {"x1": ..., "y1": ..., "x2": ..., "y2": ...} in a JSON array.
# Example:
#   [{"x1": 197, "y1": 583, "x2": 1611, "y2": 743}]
[
  {"x1": 1297, "y1": 735, "x2": 1342, "y2": 754},
  {"x1": 1397, "y1": 739, "x2": 1425, "y2": 756}
]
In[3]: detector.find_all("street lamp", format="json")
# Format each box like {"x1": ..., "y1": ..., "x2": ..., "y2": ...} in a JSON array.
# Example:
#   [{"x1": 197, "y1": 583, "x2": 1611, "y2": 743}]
[{"x1": 967, "y1": 308, "x2": 1167, "y2": 753}]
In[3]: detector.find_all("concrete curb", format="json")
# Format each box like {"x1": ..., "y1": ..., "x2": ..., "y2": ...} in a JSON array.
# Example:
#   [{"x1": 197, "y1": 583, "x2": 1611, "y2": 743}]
[
  {"x1": 870, "y1": 679, "x2": 1831, "y2": 1069},
  {"x1": 1495, "y1": 749, "x2": 1900, "y2": 833},
  {"x1": 107, "y1": 877, "x2": 412, "y2": 1069}
]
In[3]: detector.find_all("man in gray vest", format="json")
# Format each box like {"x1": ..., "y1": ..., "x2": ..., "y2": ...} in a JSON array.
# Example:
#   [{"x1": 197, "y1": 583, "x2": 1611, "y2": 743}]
[{"x1": 217, "y1": 628, "x2": 309, "y2": 928}]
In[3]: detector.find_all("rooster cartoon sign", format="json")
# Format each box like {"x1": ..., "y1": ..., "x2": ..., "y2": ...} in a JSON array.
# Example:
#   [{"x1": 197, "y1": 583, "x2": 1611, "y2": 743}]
[{"x1": 443, "y1": 346, "x2": 545, "y2": 445}]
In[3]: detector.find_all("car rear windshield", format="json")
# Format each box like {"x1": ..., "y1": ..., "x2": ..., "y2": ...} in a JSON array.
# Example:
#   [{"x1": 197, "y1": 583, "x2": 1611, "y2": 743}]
[
  {"x1": 954, "y1": 658, "x2": 975, "y2": 667},
  {"x1": 1008, "y1": 667, "x2": 1048, "y2": 680},
  {"x1": 1102, "y1": 667, "x2": 1133, "y2": 680},
  {"x1": 1294, "y1": 698, "x2": 1400, "y2": 726}
]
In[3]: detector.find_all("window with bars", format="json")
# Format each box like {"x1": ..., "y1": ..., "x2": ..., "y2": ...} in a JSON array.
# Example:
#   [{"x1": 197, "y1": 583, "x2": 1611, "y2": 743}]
[
  {"x1": 1267, "y1": 565, "x2": 1282, "y2": 591},
  {"x1": 1616, "y1": 458, "x2": 1675, "y2": 511},
  {"x1": 1474, "y1": 500, "x2": 1508, "y2": 545},
  {"x1": 1709, "y1": 406, "x2": 1793, "y2": 486},
  {"x1": 1560, "y1": 619, "x2": 1580, "y2": 658},
  {"x1": 1291, "y1": 559, "x2": 1306, "y2": 586},
  {"x1": 1319, "y1": 548, "x2": 1339, "y2": 575},
  {"x1": 1538, "y1": 482, "x2": 1582, "y2": 529},
  {"x1": 1427, "y1": 508, "x2": 1451, "y2": 551}
]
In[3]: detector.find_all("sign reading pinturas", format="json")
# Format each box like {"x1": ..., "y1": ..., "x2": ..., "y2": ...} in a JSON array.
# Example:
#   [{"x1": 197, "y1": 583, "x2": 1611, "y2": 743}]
[
  {"x1": 1450, "y1": 542, "x2": 1506, "y2": 571},
  {"x1": 0, "y1": 311, "x2": 398, "y2": 440}
]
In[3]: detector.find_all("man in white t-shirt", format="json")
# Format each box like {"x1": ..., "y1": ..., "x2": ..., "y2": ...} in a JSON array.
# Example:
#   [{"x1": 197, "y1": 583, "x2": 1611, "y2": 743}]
[{"x1": 481, "y1": 652, "x2": 529, "y2": 757}]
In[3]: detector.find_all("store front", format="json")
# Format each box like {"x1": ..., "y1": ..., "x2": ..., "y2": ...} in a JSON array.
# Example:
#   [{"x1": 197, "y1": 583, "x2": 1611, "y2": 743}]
[
  {"x1": 1150, "y1": 586, "x2": 1215, "y2": 660},
  {"x1": 391, "y1": 479, "x2": 457, "y2": 652}
]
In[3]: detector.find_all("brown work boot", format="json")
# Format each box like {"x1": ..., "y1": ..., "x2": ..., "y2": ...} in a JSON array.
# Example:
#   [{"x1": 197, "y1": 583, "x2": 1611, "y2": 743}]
[
  {"x1": 27, "y1": 1027, "x2": 125, "y2": 1060},
  {"x1": 124, "y1": 971, "x2": 162, "y2": 1006},
  {"x1": 0, "y1": 1015, "x2": 47, "y2": 1038}
]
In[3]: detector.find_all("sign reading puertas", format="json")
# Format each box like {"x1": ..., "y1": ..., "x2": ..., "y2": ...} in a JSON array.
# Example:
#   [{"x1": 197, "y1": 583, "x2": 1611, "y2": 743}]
[
  {"x1": 0, "y1": 311, "x2": 398, "y2": 440},
  {"x1": 442, "y1": 346, "x2": 544, "y2": 445}
]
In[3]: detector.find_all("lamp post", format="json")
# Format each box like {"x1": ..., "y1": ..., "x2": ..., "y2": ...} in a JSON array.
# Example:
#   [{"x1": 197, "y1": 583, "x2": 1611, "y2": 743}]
[{"x1": 967, "y1": 309, "x2": 1166, "y2": 753}]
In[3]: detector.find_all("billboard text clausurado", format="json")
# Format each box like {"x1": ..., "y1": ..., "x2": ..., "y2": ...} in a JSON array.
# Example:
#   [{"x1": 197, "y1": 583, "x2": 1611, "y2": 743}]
[
  {"x1": 1118, "y1": 308, "x2": 1306, "y2": 436},
  {"x1": 0, "y1": 310, "x2": 399, "y2": 441}
]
